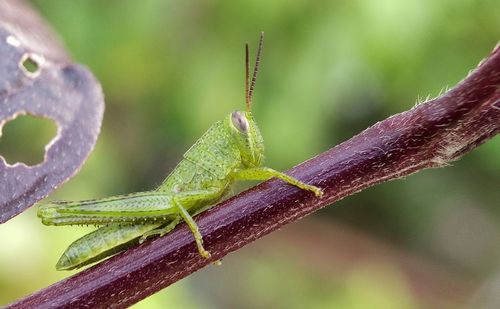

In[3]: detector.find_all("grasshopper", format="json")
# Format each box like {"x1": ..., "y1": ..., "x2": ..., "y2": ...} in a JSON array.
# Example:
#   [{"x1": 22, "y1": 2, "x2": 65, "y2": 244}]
[{"x1": 38, "y1": 33, "x2": 323, "y2": 270}]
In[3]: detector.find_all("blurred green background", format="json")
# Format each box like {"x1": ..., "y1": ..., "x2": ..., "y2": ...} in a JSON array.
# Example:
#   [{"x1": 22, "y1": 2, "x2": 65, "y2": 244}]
[{"x1": 1, "y1": 0, "x2": 499, "y2": 308}]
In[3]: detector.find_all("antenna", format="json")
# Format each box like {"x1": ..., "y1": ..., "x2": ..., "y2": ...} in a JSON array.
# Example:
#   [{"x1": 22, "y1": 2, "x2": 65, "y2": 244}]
[
  {"x1": 245, "y1": 42, "x2": 250, "y2": 110},
  {"x1": 245, "y1": 32, "x2": 264, "y2": 112}
]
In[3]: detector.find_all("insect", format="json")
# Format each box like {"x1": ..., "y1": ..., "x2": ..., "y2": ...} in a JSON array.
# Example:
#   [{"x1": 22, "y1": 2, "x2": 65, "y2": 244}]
[{"x1": 37, "y1": 33, "x2": 323, "y2": 270}]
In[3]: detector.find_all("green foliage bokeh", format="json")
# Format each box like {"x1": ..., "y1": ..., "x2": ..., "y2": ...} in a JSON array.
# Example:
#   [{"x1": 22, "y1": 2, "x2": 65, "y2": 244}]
[{"x1": 0, "y1": 0, "x2": 498, "y2": 307}]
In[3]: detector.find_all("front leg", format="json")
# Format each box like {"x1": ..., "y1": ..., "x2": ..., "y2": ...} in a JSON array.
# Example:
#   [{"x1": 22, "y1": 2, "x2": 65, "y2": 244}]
[{"x1": 233, "y1": 167, "x2": 323, "y2": 197}]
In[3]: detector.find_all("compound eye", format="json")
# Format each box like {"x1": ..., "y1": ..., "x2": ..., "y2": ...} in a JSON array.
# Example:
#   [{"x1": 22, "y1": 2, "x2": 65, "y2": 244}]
[{"x1": 231, "y1": 111, "x2": 249, "y2": 133}]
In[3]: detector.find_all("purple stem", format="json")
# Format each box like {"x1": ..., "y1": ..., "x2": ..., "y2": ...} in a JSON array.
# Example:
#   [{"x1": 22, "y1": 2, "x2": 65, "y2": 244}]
[{"x1": 8, "y1": 44, "x2": 500, "y2": 309}]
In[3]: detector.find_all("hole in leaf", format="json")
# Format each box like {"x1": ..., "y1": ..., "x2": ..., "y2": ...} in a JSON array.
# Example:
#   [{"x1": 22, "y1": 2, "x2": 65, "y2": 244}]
[
  {"x1": 20, "y1": 54, "x2": 40, "y2": 75},
  {"x1": 0, "y1": 115, "x2": 58, "y2": 166}
]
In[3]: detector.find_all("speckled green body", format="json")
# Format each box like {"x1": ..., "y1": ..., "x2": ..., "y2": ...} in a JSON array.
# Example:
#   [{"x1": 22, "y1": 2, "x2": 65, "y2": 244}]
[
  {"x1": 38, "y1": 111, "x2": 322, "y2": 270},
  {"x1": 40, "y1": 115, "x2": 247, "y2": 269},
  {"x1": 158, "y1": 118, "x2": 242, "y2": 199},
  {"x1": 38, "y1": 35, "x2": 323, "y2": 270}
]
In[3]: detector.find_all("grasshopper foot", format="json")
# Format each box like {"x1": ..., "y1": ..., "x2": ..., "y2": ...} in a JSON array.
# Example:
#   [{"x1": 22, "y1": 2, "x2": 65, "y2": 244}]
[
  {"x1": 302, "y1": 184, "x2": 323, "y2": 197},
  {"x1": 311, "y1": 186, "x2": 324, "y2": 197},
  {"x1": 199, "y1": 247, "x2": 211, "y2": 258},
  {"x1": 188, "y1": 224, "x2": 210, "y2": 258}
]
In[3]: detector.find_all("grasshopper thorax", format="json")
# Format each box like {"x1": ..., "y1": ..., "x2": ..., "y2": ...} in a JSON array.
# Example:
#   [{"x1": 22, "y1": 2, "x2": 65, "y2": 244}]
[{"x1": 228, "y1": 111, "x2": 264, "y2": 168}]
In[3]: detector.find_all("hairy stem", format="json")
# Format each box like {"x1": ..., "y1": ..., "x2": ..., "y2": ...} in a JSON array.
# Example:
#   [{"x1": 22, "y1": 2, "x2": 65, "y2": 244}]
[{"x1": 8, "y1": 44, "x2": 500, "y2": 309}]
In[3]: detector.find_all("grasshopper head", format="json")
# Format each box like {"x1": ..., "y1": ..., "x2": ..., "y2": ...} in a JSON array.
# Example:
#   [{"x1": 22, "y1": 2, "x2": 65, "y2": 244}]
[
  {"x1": 229, "y1": 32, "x2": 266, "y2": 167},
  {"x1": 228, "y1": 111, "x2": 264, "y2": 167}
]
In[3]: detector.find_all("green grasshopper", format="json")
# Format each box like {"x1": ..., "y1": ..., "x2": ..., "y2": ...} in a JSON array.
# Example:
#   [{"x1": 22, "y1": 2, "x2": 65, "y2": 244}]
[{"x1": 38, "y1": 33, "x2": 323, "y2": 271}]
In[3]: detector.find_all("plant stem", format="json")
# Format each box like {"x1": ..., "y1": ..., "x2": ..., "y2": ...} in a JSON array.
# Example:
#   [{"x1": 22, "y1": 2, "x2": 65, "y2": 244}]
[{"x1": 8, "y1": 44, "x2": 500, "y2": 309}]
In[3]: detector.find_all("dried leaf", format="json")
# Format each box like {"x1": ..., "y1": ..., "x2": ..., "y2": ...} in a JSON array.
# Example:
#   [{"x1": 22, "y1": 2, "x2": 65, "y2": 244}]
[{"x1": 0, "y1": 0, "x2": 104, "y2": 223}]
